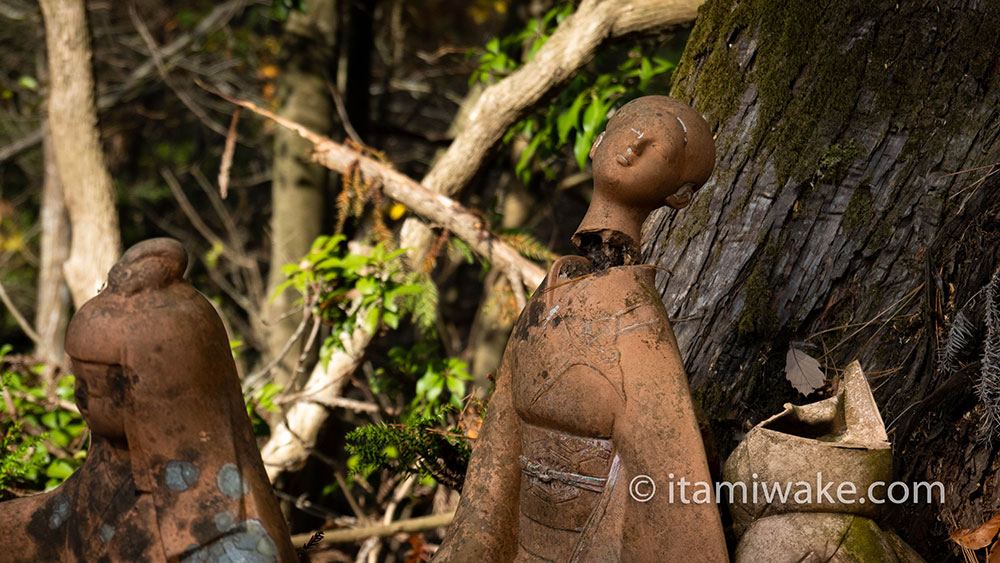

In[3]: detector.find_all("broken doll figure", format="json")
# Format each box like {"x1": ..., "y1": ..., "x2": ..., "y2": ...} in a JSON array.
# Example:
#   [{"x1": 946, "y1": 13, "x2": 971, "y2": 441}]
[
  {"x1": 434, "y1": 96, "x2": 728, "y2": 562},
  {"x1": 0, "y1": 238, "x2": 296, "y2": 562},
  {"x1": 725, "y1": 361, "x2": 924, "y2": 563}
]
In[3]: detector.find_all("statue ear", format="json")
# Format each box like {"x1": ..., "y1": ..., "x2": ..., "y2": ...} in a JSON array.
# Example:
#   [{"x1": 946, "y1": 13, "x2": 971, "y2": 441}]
[
  {"x1": 665, "y1": 183, "x2": 695, "y2": 209},
  {"x1": 589, "y1": 131, "x2": 606, "y2": 159}
]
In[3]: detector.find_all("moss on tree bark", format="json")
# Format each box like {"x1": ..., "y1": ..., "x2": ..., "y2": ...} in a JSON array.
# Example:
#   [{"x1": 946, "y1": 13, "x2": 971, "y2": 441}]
[{"x1": 644, "y1": 0, "x2": 1000, "y2": 558}]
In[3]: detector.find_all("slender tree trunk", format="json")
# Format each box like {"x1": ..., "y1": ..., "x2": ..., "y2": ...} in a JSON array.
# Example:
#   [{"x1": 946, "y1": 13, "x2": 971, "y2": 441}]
[
  {"x1": 34, "y1": 126, "x2": 70, "y2": 364},
  {"x1": 264, "y1": 0, "x2": 339, "y2": 390},
  {"x1": 39, "y1": 0, "x2": 121, "y2": 307},
  {"x1": 644, "y1": 1, "x2": 1000, "y2": 558}
]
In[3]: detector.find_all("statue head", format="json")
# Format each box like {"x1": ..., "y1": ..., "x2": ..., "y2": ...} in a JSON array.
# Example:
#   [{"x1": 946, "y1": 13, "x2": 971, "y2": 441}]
[{"x1": 573, "y1": 96, "x2": 715, "y2": 266}]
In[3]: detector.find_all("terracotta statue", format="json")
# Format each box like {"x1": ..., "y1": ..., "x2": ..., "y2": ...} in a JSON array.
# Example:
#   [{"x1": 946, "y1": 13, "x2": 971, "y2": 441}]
[
  {"x1": 434, "y1": 96, "x2": 728, "y2": 562},
  {"x1": 0, "y1": 239, "x2": 297, "y2": 562}
]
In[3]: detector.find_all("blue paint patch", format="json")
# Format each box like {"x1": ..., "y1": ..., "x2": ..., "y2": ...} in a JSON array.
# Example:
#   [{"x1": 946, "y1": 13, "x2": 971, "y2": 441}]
[
  {"x1": 214, "y1": 511, "x2": 235, "y2": 532},
  {"x1": 165, "y1": 460, "x2": 201, "y2": 492},
  {"x1": 179, "y1": 518, "x2": 278, "y2": 563},
  {"x1": 100, "y1": 523, "x2": 116, "y2": 544},
  {"x1": 216, "y1": 463, "x2": 249, "y2": 499},
  {"x1": 48, "y1": 494, "x2": 70, "y2": 529}
]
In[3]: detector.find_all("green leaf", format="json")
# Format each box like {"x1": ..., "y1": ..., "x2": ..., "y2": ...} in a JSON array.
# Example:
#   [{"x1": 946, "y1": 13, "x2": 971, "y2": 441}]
[
  {"x1": 356, "y1": 277, "x2": 379, "y2": 296},
  {"x1": 638, "y1": 57, "x2": 653, "y2": 90},
  {"x1": 415, "y1": 372, "x2": 440, "y2": 397},
  {"x1": 446, "y1": 376, "x2": 466, "y2": 400},
  {"x1": 49, "y1": 429, "x2": 70, "y2": 448},
  {"x1": 364, "y1": 308, "x2": 381, "y2": 333},
  {"x1": 41, "y1": 412, "x2": 57, "y2": 429},
  {"x1": 384, "y1": 312, "x2": 399, "y2": 330},
  {"x1": 582, "y1": 95, "x2": 605, "y2": 135},
  {"x1": 515, "y1": 134, "x2": 545, "y2": 183},
  {"x1": 45, "y1": 459, "x2": 75, "y2": 480},
  {"x1": 557, "y1": 92, "x2": 587, "y2": 144},
  {"x1": 17, "y1": 76, "x2": 37, "y2": 91}
]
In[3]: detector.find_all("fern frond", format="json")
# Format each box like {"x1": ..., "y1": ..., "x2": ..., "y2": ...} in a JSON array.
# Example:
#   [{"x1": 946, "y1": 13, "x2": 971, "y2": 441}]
[
  {"x1": 977, "y1": 267, "x2": 1000, "y2": 442},
  {"x1": 335, "y1": 161, "x2": 357, "y2": 234},
  {"x1": 448, "y1": 237, "x2": 475, "y2": 264},
  {"x1": 423, "y1": 229, "x2": 450, "y2": 274},
  {"x1": 498, "y1": 229, "x2": 558, "y2": 261},
  {"x1": 400, "y1": 272, "x2": 438, "y2": 332},
  {"x1": 941, "y1": 309, "x2": 975, "y2": 374}
]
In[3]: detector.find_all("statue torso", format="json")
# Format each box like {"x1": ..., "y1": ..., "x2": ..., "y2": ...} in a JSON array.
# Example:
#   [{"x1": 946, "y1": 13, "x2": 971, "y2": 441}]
[{"x1": 506, "y1": 257, "x2": 668, "y2": 561}]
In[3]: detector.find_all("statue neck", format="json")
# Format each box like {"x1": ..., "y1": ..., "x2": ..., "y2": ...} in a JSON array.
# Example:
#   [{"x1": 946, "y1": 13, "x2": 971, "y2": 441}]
[{"x1": 572, "y1": 193, "x2": 649, "y2": 269}]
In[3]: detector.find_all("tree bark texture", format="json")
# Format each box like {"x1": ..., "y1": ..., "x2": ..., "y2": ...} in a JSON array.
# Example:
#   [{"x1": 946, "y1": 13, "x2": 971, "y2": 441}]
[
  {"x1": 643, "y1": 1, "x2": 1000, "y2": 558},
  {"x1": 39, "y1": 0, "x2": 121, "y2": 308},
  {"x1": 264, "y1": 0, "x2": 339, "y2": 390}
]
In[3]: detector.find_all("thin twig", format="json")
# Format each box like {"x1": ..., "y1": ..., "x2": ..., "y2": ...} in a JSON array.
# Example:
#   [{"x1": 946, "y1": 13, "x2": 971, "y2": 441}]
[
  {"x1": 218, "y1": 108, "x2": 241, "y2": 198},
  {"x1": 161, "y1": 168, "x2": 256, "y2": 269},
  {"x1": 324, "y1": 74, "x2": 364, "y2": 145},
  {"x1": 0, "y1": 281, "x2": 41, "y2": 344},
  {"x1": 128, "y1": 3, "x2": 228, "y2": 136},
  {"x1": 1, "y1": 0, "x2": 253, "y2": 164},
  {"x1": 243, "y1": 293, "x2": 316, "y2": 391}
]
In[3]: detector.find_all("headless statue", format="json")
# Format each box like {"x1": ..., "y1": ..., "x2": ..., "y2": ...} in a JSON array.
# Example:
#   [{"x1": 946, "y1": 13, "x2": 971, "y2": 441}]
[
  {"x1": 434, "y1": 96, "x2": 728, "y2": 562},
  {"x1": 0, "y1": 239, "x2": 296, "y2": 562}
]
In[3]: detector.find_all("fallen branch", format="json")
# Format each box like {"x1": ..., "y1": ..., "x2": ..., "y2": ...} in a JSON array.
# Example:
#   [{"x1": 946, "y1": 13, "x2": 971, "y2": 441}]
[
  {"x1": 290, "y1": 511, "x2": 455, "y2": 547},
  {"x1": 207, "y1": 90, "x2": 546, "y2": 290},
  {"x1": 401, "y1": 0, "x2": 704, "y2": 256}
]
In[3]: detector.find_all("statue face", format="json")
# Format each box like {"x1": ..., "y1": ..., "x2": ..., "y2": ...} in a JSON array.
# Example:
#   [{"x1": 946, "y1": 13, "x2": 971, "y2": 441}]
[
  {"x1": 589, "y1": 96, "x2": 714, "y2": 212},
  {"x1": 590, "y1": 104, "x2": 687, "y2": 210},
  {"x1": 72, "y1": 360, "x2": 127, "y2": 442}
]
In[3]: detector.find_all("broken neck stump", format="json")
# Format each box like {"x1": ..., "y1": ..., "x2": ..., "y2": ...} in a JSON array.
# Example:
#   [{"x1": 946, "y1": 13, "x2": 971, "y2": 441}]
[
  {"x1": 0, "y1": 238, "x2": 296, "y2": 562},
  {"x1": 434, "y1": 96, "x2": 727, "y2": 562}
]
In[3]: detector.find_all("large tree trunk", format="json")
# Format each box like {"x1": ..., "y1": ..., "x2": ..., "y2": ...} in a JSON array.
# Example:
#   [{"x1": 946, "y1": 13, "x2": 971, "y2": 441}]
[
  {"x1": 263, "y1": 0, "x2": 339, "y2": 390},
  {"x1": 644, "y1": 1, "x2": 1000, "y2": 559},
  {"x1": 39, "y1": 0, "x2": 121, "y2": 307}
]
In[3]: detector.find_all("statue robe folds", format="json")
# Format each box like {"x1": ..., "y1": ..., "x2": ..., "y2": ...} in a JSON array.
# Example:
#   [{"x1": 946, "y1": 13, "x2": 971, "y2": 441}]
[
  {"x1": 0, "y1": 238, "x2": 297, "y2": 562},
  {"x1": 435, "y1": 255, "x2": 727, "y2": 562}
]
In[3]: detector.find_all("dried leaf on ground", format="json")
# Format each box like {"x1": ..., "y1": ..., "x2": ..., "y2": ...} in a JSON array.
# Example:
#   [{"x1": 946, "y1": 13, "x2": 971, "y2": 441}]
[
  {"x1": 785, "y1": 346, "x2": 825, "y2": 395},
  {"x1": 950, "y1": 511, "x2": 1000, "y2": 550}
]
